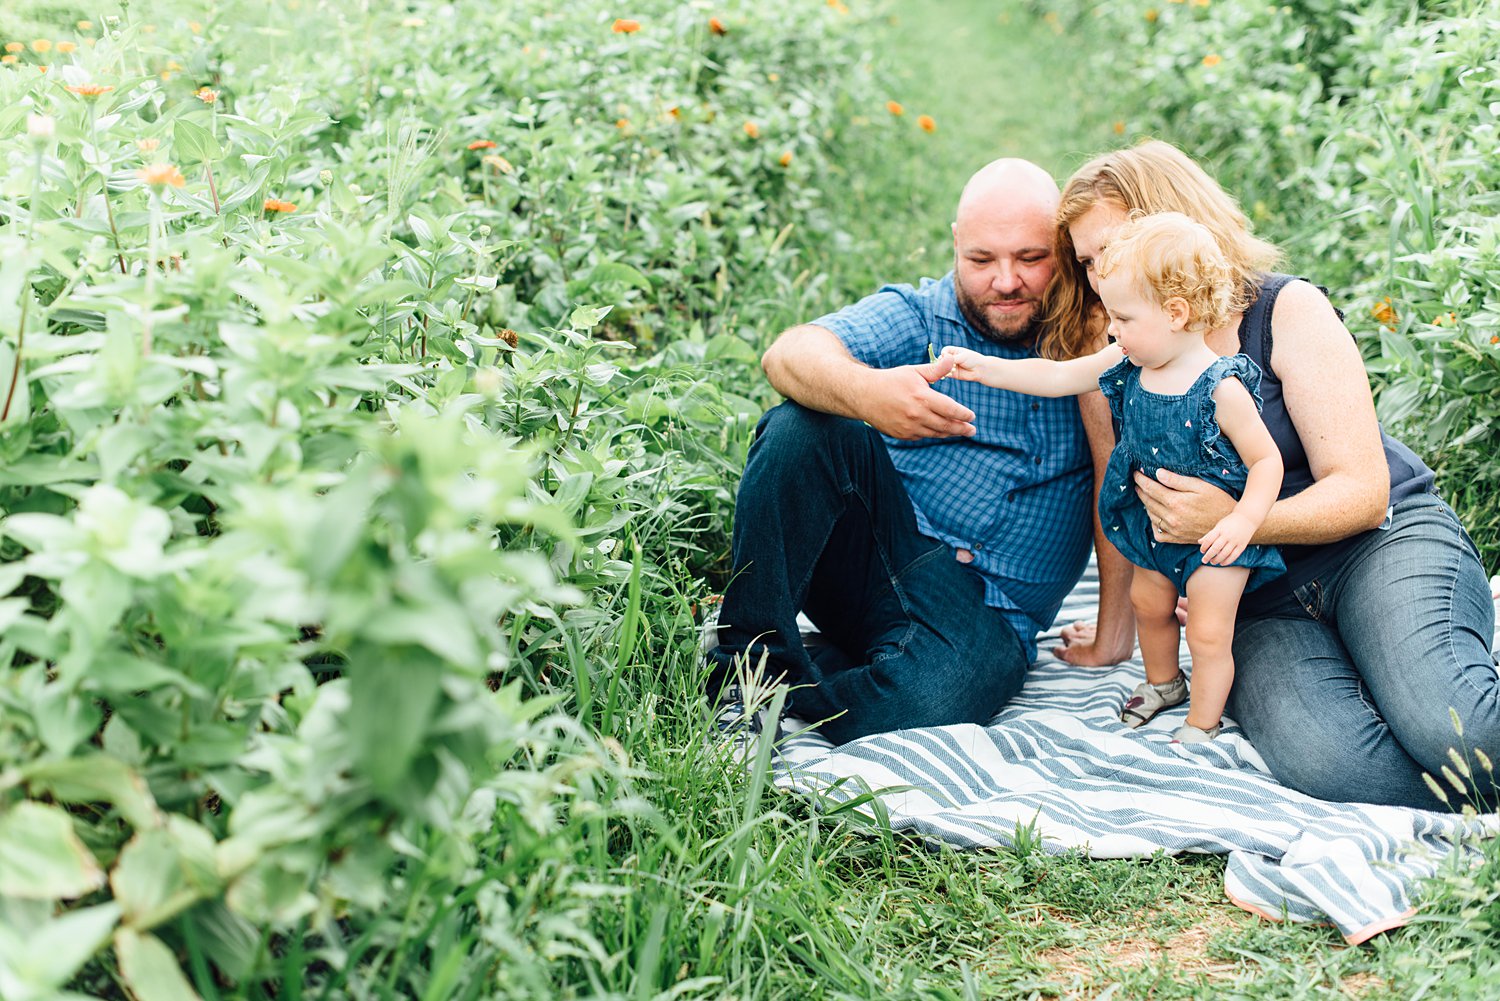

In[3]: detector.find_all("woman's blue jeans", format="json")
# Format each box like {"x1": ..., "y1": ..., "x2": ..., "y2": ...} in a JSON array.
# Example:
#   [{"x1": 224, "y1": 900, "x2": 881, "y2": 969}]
[
  {"x1": 1227, "y1": 493, "x2": 1500, "y2": 811},
  {"x1": 706, "y1": 402, "x2": 1027, "y2": 745}
]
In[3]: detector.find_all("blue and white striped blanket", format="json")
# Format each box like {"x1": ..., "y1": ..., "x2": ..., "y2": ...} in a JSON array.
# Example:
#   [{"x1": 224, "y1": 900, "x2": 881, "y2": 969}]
[{"x1": 767, "y1": 567, "x2": 1500, "y2": 944}]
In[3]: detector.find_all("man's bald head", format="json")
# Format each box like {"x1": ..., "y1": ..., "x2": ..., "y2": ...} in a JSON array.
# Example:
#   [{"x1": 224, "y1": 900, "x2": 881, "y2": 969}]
[
  {"x1": 950, "y1": 159, "x2": 1060, "y2": 345},
  {"x1": 955, "y1": 158, "x2": 1060, "y2": 231}
]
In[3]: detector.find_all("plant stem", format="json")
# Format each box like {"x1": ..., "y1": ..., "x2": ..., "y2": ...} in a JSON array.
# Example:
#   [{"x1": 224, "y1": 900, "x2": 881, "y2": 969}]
[
  {"x1": 102, "y1": 180, "x2": 129, "y2": 274},
  {"x1": 205, "y1": 162, "x2": 221, "y2": 214},
  {"x1": 1, "y1": 296, "x2": 28, "y2": 423}
]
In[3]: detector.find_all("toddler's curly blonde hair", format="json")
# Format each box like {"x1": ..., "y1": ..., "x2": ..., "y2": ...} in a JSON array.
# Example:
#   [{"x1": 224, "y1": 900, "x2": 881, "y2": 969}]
[{"x1": 1095, "y1": 212, "x2": 1236, "y2": 335}]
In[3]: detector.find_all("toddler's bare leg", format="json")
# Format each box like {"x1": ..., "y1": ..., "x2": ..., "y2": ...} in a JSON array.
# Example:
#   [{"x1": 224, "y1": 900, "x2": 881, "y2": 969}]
[
  {"x1": 1182, "y1": 566, "x2": 1252, "y2": 731},
  {"x1": 1131, "y1": 569, "x2": 1182, "y2": 686}
]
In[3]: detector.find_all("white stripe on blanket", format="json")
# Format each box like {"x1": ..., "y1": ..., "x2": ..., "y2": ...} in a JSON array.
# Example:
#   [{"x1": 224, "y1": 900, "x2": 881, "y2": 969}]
[{"x1": 767, "y1": 566, "x2": 1500, "y2": 944}]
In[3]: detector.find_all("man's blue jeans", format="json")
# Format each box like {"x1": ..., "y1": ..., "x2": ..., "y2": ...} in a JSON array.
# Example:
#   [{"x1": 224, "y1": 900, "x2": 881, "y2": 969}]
[
  {"x1": 706, "y1": 402, "x2": 1027, "y2": 745},
  {"x1": 1228, "y1": 493, "x2": 1500, "y2": 811}
]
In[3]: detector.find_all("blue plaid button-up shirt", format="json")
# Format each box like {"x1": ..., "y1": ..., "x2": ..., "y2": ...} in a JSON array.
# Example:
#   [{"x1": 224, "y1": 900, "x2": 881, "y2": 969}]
[{"x1": 812, "y1": 273, "x2": 1093, "y2": 658}]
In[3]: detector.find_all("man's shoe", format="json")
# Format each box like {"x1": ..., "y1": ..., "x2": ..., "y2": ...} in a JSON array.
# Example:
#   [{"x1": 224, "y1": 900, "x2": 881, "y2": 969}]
[{"x1": 712, "y1": 682, "x2": 788, "y2": 763}]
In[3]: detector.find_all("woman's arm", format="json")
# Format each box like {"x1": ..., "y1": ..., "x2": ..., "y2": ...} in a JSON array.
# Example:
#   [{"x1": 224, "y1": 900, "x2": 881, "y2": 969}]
[
  {"x1": 942, "y1": 343, "x2": 1124, "y2": 398},
  {"x1": 1135, "y1": 280, "x2": 1389, "y2": 546}
]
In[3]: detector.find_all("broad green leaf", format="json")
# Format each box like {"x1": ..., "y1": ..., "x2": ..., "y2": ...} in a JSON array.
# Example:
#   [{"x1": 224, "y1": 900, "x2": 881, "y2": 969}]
[
  {"x1": 115, "y1": 928, "x2": 201, "y2": 1001},
  {"x1": 568, "y1": 304, "x2": 613, "y2": 330},
  {"x1": 172, "y1": 118, "x2": 222, "y2": 165},
  {"x1": 111, "y1": 819, "x2": 221, "y2": 931},
  {"x1": 23, "y1": 754, "x2": 161, "y2": 830},
  {"x1": 0, "y1": 802, "x2": 105, "y2": 900},
  {"x1": 0, "y1": 902, "x2": 120, "y2": 994},
  {"x1": 347, "y1": 649, "x2": 443, "y2": 796}
]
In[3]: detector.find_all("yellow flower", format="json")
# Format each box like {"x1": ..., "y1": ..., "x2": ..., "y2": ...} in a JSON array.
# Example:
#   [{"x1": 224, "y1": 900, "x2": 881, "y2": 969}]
[
  {"x1": 56, "y1": 41, "x2": 77, "y2": 53},
  {"x1": 0, "y1": 55, "x2": 17, "y2": 65},
  {"x1": 138, "y1": 162, "x2": 186, "y2": 188},
  {"x1": 188, "y1": 21, "x2": 203, "y2": 34},
  {"x1": 77, "y1": 20, "x2": 93, "y2": 30},
  {"x1": 137, "y1": 138, "x2": 161, "y2": 153},
  {"x1": 32, "y1": 39, "x2": 53, "y2": 53},
  {"x1": 1145, "y1": 8, "x2": 1160, "y2": 21},
  {"x1": 1202, "y1": 53, "x2": 1222, "y2": 67},
  {"x1": 3, "y1": 42, "x2": 22, "y2": 53}
]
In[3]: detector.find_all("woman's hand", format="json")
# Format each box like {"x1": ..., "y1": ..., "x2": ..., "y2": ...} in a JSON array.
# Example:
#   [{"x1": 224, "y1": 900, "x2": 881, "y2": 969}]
[{"x1": 1134, "y1": 468, "x2": 1238, "y2": 546}]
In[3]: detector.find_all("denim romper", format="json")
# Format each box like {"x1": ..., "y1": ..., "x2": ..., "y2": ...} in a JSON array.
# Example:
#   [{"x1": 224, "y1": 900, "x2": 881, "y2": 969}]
[{"x1": 1097, "y1": 354, "x2": 1286, "y2": 597}]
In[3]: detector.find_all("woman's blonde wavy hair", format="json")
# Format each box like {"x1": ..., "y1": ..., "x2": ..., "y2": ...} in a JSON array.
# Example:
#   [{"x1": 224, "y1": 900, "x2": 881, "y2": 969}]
[
  {"x1": 1037, "y1": 140, "x2": 1283, "y2": 360},
  {"x1": 1096, "y1": 212, "x2": 1236, "y2": 335}
]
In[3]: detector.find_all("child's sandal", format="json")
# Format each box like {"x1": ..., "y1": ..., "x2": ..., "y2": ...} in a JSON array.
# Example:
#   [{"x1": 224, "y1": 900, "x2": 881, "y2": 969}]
[
  {"x1": 1170, "y1": 721, "x2": 1222, "y2": 743},
  {"x1": 1120, "y1": 673, "x2": 1188, "y2": 729}
]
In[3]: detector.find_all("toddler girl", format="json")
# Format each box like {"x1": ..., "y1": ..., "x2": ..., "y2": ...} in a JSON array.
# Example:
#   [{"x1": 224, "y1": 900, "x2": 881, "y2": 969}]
[{"x1": 943, "y1": 212, "x2": 1284, "y2": 742}]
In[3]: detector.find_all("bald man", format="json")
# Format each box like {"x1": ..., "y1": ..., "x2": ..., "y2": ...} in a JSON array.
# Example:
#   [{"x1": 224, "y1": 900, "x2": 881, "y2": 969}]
[{"x1": 707, "y1": 159, "x2": 1096, "y2": 745}]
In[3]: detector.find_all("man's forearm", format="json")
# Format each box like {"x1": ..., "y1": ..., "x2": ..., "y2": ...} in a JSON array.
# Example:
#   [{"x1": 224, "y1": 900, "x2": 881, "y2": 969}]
[{"x1": 761, "y1": 324, "x2": 873, "y2": 419}]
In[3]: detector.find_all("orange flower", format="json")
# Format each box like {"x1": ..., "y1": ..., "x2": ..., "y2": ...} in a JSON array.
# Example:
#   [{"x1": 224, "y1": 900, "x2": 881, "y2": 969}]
[
  {"x1": 31, "y1": 39, "x2": 52, "y2": 53},
  {"x1": 66, "y1": 83, "x2": 113, "y2": 97},
  {"x1": 0, "y1": 54, "x2": 17, "y2": 65},
  {"x1": 482, "y1": 153, "x2": 514, "y2": 174},
  {"x1": 612, "y1": 18, "x2": 640, "y2": 33},
  {"x1": 667, "y1": 105, "x2": 681, "y2": 120},
  {"x1": 1145, "y1": 8, "x2": 1160, "y2": 21},
  {"x1": 1113, "y1": 120, "x2": 1126, "y2": 135},
  {"x1": 467, "y1": 139, "x2": 497, "y2": 150},
  {"x1": 137, "y1": 138, "x2": 161, "y2": 153},
  {"x1": 76, "y1": 20, "x2": 93, "y2": 30},
  {"x1": 138, "y1": 163, "x2": 186, "y2": 188},
  {"x1": 1432, "y1": 311, "x2": 1457, "y2": 327},
  {"x1": 37, "y1": 65, "x2": 48, "y2": 74},
  {"x1": 709, "y1": 16, "x2": 727, "y2": 35},
  {"x1": 886, "y1": 100, "x2": 904, "y2": 116},
  {"x1": 3, "y1": 42, "x2": 22, "y2": 53},
  {"x1": 743, "y1": 120, "x2": 760, "y2": 139},
  {"x1": 1490, "y1": 335, "x2": 1498, "y2": 345},
  {"x1": 917, "y1": 114, "x2": 936, "y2": 133},
  {"x1": 616, "y1": 117, "x2": 630, "y2": 131},
  {"x1": 188, "y1": 21, "x2": 203, "y2": 34},
  {"x1": 56, "y1": 41, "x2": 77, "y2": 53},
  {"x1": 1371, "y1": 297, "x2": 1398, "y2": 329},
  {"x1": 778, "y1": 150, "x2": 793, "y2": 167},
  {"x1": 1201, "y1": 53, "x2": 1222, "y2": 67},
  {"x1": 196, "y1": 87, "x2": 219, "y2": 103},
  {"x1": 263, "y1": 198, "x2": 297, "y2": 213}
]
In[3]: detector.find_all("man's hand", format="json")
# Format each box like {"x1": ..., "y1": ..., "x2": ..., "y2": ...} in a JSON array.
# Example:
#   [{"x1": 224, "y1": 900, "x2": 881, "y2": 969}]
[
  {"x1": 1051, "y1": 620, "x2": 1134, "y2": 666},
  {"x1": 862, "y1": 355, "x2": 978, "y2": 439},
  {"x1": 1133, "y1": 468, "x2": 1237, "y2": 546}
]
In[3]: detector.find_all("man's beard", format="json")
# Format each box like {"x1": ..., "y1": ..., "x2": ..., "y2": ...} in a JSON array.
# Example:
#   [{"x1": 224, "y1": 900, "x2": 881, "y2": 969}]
[{"x1": 955, "y1": 284, "x2": 1041, "y2": 346}]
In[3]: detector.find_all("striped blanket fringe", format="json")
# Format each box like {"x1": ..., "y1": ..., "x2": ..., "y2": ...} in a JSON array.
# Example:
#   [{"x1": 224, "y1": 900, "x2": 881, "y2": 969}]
[{"x1": 765, "y1": 565, "x2": 1500, "y2": 945}]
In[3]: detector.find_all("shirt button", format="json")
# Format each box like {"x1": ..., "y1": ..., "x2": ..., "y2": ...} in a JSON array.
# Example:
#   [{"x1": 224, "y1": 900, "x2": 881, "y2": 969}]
[
  {"x1": 1033, "y1": 456, "x2": 1042, "y2": 465},
  {"x1": 1031, "y1": 402, "x2": 1040, "y2": 411},
  {"x1": 973, "y1": 543, "x2": 983, "y2": 552},
  {"x1": 1007, "y1": 494, "x2": 1015, "y2": 502}
]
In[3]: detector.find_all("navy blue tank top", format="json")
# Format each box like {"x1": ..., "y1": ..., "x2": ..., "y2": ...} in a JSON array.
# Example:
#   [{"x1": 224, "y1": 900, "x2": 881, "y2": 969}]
[{"x1": 1236, "y1": 274, "x2": 1434, "y2": 612}]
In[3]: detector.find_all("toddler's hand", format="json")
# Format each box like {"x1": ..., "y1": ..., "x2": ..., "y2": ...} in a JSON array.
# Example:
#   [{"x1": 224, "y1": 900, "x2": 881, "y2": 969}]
[
  {"x1": 1199, "y1": 511, "x2": 1255, "y2": 565},
  {"x1": 939, "y1": 345, "x2": 988, "y2": 381}
]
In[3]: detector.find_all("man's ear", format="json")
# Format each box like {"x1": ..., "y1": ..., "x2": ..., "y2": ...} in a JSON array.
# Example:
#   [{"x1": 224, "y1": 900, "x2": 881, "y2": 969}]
[{"x1": 1163, "y1": 296, "x2": 1191, "y2": 330}]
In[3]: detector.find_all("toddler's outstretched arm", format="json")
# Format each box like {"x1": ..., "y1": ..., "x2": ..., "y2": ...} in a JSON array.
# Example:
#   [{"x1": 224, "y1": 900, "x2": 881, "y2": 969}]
[
  {"x1": 1199, "y1": 378, "x2": 1284, "y2": 565},
  {"x1": 942, "y1": 343, "x2": 1124, "y2": 397}
]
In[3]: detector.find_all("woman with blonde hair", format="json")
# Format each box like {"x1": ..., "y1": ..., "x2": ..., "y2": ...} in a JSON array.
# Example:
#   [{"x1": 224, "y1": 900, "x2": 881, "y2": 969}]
[{"x1": 1048, "y1": 140, "x2": 1498, "y2": 810}]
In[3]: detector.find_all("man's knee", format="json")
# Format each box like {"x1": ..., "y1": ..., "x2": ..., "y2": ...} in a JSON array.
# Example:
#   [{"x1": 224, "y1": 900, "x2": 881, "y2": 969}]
[{"x1": 754, "y1": 401, "x2": 876, "y2": 464}]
